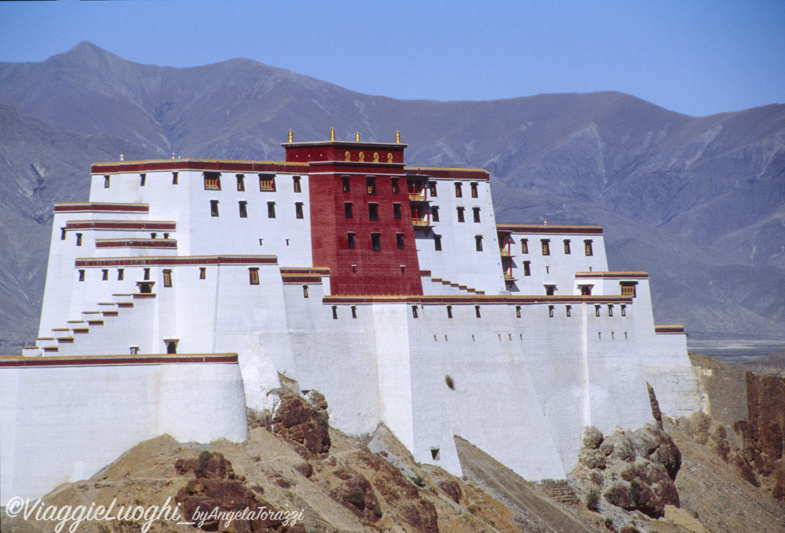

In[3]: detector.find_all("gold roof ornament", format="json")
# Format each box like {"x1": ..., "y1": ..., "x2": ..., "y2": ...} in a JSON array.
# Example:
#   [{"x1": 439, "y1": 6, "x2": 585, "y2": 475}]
[
  {"x1": 288, "y1": 129, "x2": 293, "y2": 143},
  {"x1": 396, "y1": 130, "x2": 401, "y2": 143},
  {"x1": 330, "y1": 128, "x2": 336, "y2": 141},
  {"x1": 355, "y1": 132, "x2": 360, "y2": 142},
  {"x1": 120, "y1": 152, "x2": 124, "y2": 161}
]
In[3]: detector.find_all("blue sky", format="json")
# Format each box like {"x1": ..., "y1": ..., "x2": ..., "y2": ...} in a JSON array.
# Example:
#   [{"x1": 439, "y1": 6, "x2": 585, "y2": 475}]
[{"x1": 1, "y1": 0, "x2": 783, "y2": 117}]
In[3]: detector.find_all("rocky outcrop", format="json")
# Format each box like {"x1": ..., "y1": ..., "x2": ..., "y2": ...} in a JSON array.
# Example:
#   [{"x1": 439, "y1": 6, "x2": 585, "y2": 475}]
[
  {"x1": 575, "y1": 424, "x2": 681, "y2": 518},
  {"x1": 270, "y1": 391, "x2": 330, "y2": 457},
  {"x1": 175, "y1": 451, "x2": 305, "y2": 532}
]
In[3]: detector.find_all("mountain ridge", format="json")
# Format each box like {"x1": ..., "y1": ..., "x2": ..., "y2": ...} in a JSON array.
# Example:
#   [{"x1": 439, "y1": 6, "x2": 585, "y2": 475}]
[{"x1": 0, "y1": 42, "x2": 783, "y2": 353}]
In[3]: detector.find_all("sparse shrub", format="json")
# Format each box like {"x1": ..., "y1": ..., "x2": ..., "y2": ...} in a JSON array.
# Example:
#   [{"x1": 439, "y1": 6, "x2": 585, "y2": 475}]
[
  {"x1": 604, "y1": 516, "x2": 614, "y2": 530},
  {"x1": 411, "y1": 473, "x2": 426, "y2": 487},
  {"x1": 445, "y1": 375, "x2": 455, "y2": 390},
  {"x1": 586, "y1": 487, "x2": 601, "y2": 511}
]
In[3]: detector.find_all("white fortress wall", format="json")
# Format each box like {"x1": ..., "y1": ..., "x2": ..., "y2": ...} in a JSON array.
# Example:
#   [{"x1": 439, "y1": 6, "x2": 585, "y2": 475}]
[{"x1": 0, "y1": 355, "x2": 247, "y2": 505}]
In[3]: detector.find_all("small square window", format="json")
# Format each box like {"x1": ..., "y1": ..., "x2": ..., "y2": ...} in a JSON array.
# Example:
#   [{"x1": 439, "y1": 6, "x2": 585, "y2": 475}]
[
  {"x1": 210, "y1": 200, "x2": 219, "y2": 217},
  {"x1": 347, "y1": 232, "x2": 356, "y2": 249},
  {"x1": 163, "y1": 269, "x2": 172, "y2": 287},
  {"x1": 457, "y1": 207, "x2": 465, "y2": 223},
  {"x1": 267, "y1": 202, "x2": 276, "y2": 218},
  {"x1": 470, "y1": 182, "x2": 478, "y2": 198},
  {"x1": 342, "y1": 176, "x2": 351, "y2": 193},
  {"x1": 455, "y1": 183, "x2": 463, "y2": 198},
  {"x1": 344, "y1": 202, "x2": 353, "y2": 219},
  {"x1": 295, "y1": 202, "x2": 304, "y2": 219},
  {"x1": 434, "y1": 234, "x2": 442, "y2": 251},
  {"x1": 393, "y1": 203, "x2": 402, "y2": 219},
  {"x1": 391, "y1": 178, "x2": 399, "y2": 194},
  {"x1": 259, "y1": 174, "x2": 276, "y2": 191},
  {"x1": 397, "y1": 233, "x2": 404, "y2": 249},
  {"x1": 249, "y1": 268, "x2": 260, "y2": 285},
  {"x1": 204, "y1": 172, "x2": 221, "y2": 190},
  {"x1": 237, "y1": 174, "x2": 245, "y2": 191},
  {"x1": 371, "y1": 233, "x2": 381, "y2": 251},
  {"x1": 239, "y1": 201, "x2": 248, "y2": 218},
  {"x1": 369, "y1": 203, "x2": 379, "y2": 221},
  {"x1": 545, "y1": 285, "x2": 556, "y2": 295},
  {"x1": 293, "y1": 176, "x2": 302, "y2": 193}
]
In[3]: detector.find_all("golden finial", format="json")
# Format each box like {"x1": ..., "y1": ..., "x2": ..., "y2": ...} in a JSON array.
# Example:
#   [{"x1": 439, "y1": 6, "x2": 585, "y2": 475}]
[
  {"x1": 543, "y1": 218, "x2": 547, "y2": 225},
  {"x1": 120, "y1": 151, "x2": 124, "y2": 161},
  {"x1": 355, "y1": 132, "x2": 360, "y2": 142},
  {"x1": 330, "y1": 128, "x2": 336, "y2": 141},
  {"x1": 288, "y1": 129, "x2": 293, "y2": 143},
  {"x1": 395, "y1": 130, "x2": 401, "y2": 143}
]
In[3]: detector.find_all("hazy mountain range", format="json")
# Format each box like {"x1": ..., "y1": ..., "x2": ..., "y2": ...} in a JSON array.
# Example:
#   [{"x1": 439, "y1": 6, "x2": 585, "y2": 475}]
[{"x1": 1, "y1": 42, "x2": 783, "y2": 355}]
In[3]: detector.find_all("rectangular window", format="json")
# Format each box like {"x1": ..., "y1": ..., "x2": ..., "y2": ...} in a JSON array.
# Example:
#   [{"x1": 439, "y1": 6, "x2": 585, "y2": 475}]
[
  {"x1": 163, "y1": 269, "x2": 172, "y2": 287},
  {"x1": 104, "y1": 175, "x2": 110, "y2": 188},
  {"x1": 566, "y1": 305, "x2": 572, "y2": 317},
  {"x1": 76, "y1": 233, "x2": 83, "y2": 246},
  {"x1": 368, "y1": 203, "x2": 379, "y2": 221},
  {"x1": 236, "y1": 174, "x2": 245, "y2": 191},
  {"x1": 118, "y1": 269, "x2": 124, "y2": 281},
  {"x1": 259, "y1": 174, "x2": 276, "y2": 191},
  {"x1": 431, "y1": 206, "x2": 439, "y2": 222},
  {"x1": 475, "y1": 305, "x2": 481, "y2": 318},
  {"x1": 457, "y1": 207, "x2": 465, "y2": 223},
  {"x1": 351, "y1": 306, "x2": 357, "y2": 319},
  {"x1": 344, "y1": 202, "x2": 353, "y2": 218},
  {"x1": 521, "y1": 239, "x2": 529, "y2": 254},
  {"x1": 295, "y1": 202, "x2": 304, "y2": 219},
  {"x1": 303, "y1": 285, "x2": 309, "y2": 298},
  {"x1": 585, "y1": 239, "x2": 594, "y2": 256},
  {"x1": 347, "y1": 232, "x2": 356, "y2": 249},
  {"x1": 595, "y1": 305, "x2": 601, "y2": 317},
  {"x1": 371, "y1": 233, "x2": 381, "y2": 251},
  {"x1": 78, "y1": 270, "x2": 85, "y2": 282},
  {"x1": 516, "y1": 305, "x2": 522, "y2": 318},
  {"x1": 239, "y1": 201, "x2": 248, "y2": 218},
  {"x1": 549, "y1": 305, "x2": 554, "y2": 318},
  {"x1": 621, "y1": 305, "x2": 627, "y2": 317},
  {"x1": 434, "y1": 234, "x2": 442, "y2": 251},
  {"x1": 144, "y1": 268, "x2": 150, "y2": 281},
  {"x1": 199, "y1": 267, "x2": 206, "y2": 280},
  {"x1": 391, "y1": 178, "x2": 399, "y2": 194},
  {"x1": 470, "y1": 182, "x2": 478, "y2": 198},
  {"x1": 342, "y1": 176, "x2": 351, "y2": 193},
  {"x1": 397, "y1": 233, "x2": 405, "y2": 249},
  {"x1": 102, "y1": 269, "x2": 108, "y2": 281},
  {"x1": 204, "y1": 172, "x2": 221, "y2": 190},
  {"x1": 545, "y1": 285, "x2": 556, "y2": 295},
  {"x1": 210, "y1": 200, "x2": 219, "y2": 217},
  {"x1": 412, "y1": 306, "x2": 419, "y2": 318},
  {"x1": 393, "y1": 203, "x2": 402, "y2": 219},
  {"x1": 447, "y1": 306, "x2": 453, "y2": 319},
  {"x1": 473, "y1": 207, "x2": 481, "y2": 223},
  {"x1": 61, "y1": 228, "x2": 66, "y2": 240},
  {"x1": 475, "y1": 235, "x2": 483, "y2": 251},
  {"x1": 455, "y1": 183, "x2": 463, "y2": 197},
  {"x1": 140, "y1": 173, "x2": 146, "y2": 186},
  {"x1": 621, "y1": 282, "x2": 637, "y2": 297},
  {"x1": 293, "y1": 176, "x2": 302, "y2": 193},
  {"x1": 249, "y1": 268, "x2": 260, "y2": 285},
  {"x1": 366, "y1": 177, "x2": 376, "y2": 195},
  {"x1": 608, "y1": 305, "x2": 614, "y2": 317},
  {"x1": 523, "y1": 261, "x2": 531, "y2": 276},
  {"x1": 267, "y1": 202, "x2": 276, "y2": 218},
  {"x1": 429, "y1": 182, "x2": 438, "y2": 197},
  {"x1": 541, "y1": 239, "x2": 550, "y2": 255},
  {"x1": 564, "y1": 239, "x2": 571, "y2": 254},
  {"x1": 172, "y1": 172, "x2": 178, "y2": 185}
]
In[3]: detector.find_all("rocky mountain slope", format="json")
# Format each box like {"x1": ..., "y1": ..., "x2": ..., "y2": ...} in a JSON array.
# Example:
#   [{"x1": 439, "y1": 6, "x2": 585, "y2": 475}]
[{"x1": 1, "y1": 42, "x2": 783, "y2": 353}]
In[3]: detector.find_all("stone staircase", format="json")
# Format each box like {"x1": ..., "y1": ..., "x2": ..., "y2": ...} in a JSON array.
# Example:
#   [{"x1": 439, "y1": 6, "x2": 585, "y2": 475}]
[
  {"x1": 537, "y1": 479, "x2": 582, "y2": 507},
  {"x1": 423, "y1": 275, "x2": 485, "y2": 296}
]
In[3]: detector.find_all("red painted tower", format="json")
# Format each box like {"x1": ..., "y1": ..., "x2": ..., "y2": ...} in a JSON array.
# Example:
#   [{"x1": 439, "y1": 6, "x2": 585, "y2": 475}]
[{"x1": 284, "y1": 130, "x2": 424, "y2": 295}]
